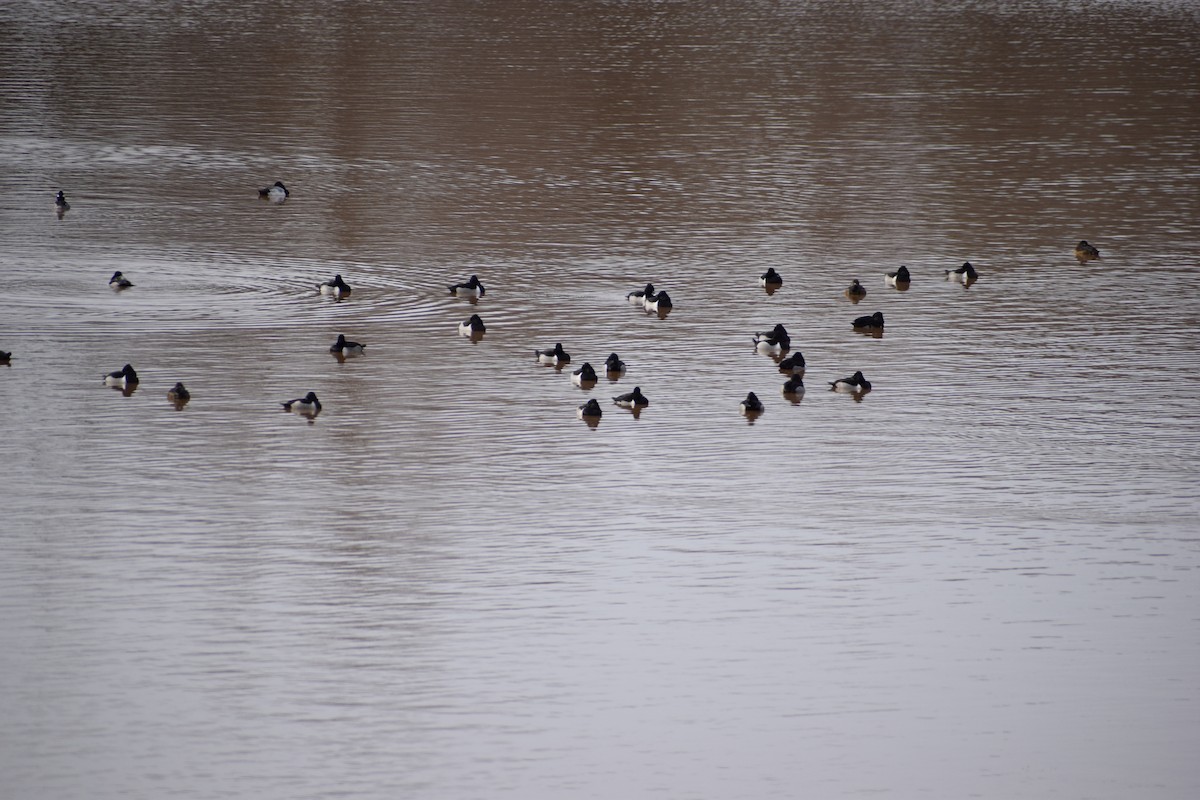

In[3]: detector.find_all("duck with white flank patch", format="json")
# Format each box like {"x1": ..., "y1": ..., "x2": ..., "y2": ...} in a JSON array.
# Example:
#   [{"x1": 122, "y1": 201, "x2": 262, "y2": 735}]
[
  {"x1": 577, "y1": 398, "x2": 603, "y2": 420},
  {"x1": 458, "y1": 314, "x2": 486, "y2": 337},
  {"x1": 626, "y1": 283, "x2": 654, "y2": 305},
  {"x1": 829, "y1": 371, "x2": 872, "y2": 393},
  {"x1": 778, "y1": 351, "x2": 806, "y2": 373},
  {"x1": 318, "y1": 274, "x2": 351, "y2": 297},
  {"x1": 604, "y1": 352, "x2": 626, "y2": 376},
  {"x1": 535, "y1": 343, "x2": 570, "y2": 365},
  {"x1": 945, "y1": 262, "x2": 978, "y2": 282},
  {"x1": 449, "y1": 274, "x2": 486, "y2": 297},
  {"x1": 281, "y1": 391, "x2": 321, "y2": 415},
  {"x1": 103, "y1": 364, "x2": 139, "y2": 387},
  {"x1": 644, "y1": 290, "x2": 673, "y2": 312},
  {"x1": 740, "y1": 392, "x2": 765, "y2": 415},
  {"x1": 330, "y1": 334, "x2": 366, "y2": 356},
  {"x1": 759, "y1": 268, "x2": 782, "y2": 287},
  {"x1": 753, "y1": 323, "x2": 791, "y2": 354},
  {"x1": 885, "y1": 265, "x2": 911, "y2": 286},
  {"x1": 259, "y1": 181, "x2": 289, "y2": 202},
  {"x1": 571, "y1": 363, "x2": 598, "y2": 386},
  {"x1": 783, "y1": 375, "x2": 805, "y2": 395},
  {"x1": 55, "y1": 191, "x2": 70, "y2": 214},
  {"x1": 613, "y1": 387, "x2": 649, "y2": 408},
  {"x1": 109, "y1": 271, "x2": 133, "y2": 290}
]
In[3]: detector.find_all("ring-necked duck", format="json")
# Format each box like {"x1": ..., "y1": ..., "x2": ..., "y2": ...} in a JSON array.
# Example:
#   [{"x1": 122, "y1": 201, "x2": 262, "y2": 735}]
[
  {"x1": 281, "y1": 391, "x2": 321, "y2": 414},
  {"x1": 740, "y1": 391, "x2": 765, "y2": 414},
  {"x1": 535, "y1": 343, "x2": 570, "y2": 364},
  {"x1": 259, "y1": 181, "x2": 289, "y2": 202},
  {"x1": 330, "y1": 334, "x2": 366, "y2": 355},
  {"x1": 829, "y1": 371, "x2": 871, "y2": 393},
  {"x1": 627, "y1": 283, "x2": 655, "y2": 305},
  {"x1": 318, "y1": 274, "x2": 351, "y2": 297},
  {"x1": 778, "y1": 351, "x2": 806, "y2": 373},
  {"x1": 109, "y1": 271, "x2": 134, "y2": 290},
  {"x1": 885, "y1": 265, "x2": 911, "y2": 285},
  {"x1": 1075, "y1": 240, "x2": 1100, "y2": 263},
  {"x1": 571, "y1": 362, "x2": 598, "y2": 386},
  {"x1": 103, "y1": 364, "x2": 139, "y2": 387},
  {"x1": 945, "y1": 262, "x2": 978, "y2": 282},
  {"x1": 644, "y1": 290, "x2": 673, "y2": 311},
  {"x1": 577, "y1": 398, "x2": 603, "y2": 420},
  {"x1": 759, "y1": 268, "x2": 783, "y2": 287},
  {"x1": 0, "y1": 351, "x2": 11, "y2": 364},
  {"x1": 783, "y1": 375, "x2": 805, "y2": 394},
  {"x1": 754, "y1": 323, "x2": 791, "y2": 354},
  {"x1": 613, "y1": 387, "x2": 649, "y2": 408},
  {"x1": 604, "y1": 352, "x2": 626, "y2": 375},
  {"x1": 458, "y1": 314, "x2": 486, "y2": 336},
  {"x1": 449, "y1": 274, "x2": 486, "y2": 297}
]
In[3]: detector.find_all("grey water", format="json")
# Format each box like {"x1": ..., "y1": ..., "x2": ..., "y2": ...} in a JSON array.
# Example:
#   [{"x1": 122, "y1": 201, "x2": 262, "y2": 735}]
[{"x1": 1, "y1": 1, "x2": 1199, "y2": 797}]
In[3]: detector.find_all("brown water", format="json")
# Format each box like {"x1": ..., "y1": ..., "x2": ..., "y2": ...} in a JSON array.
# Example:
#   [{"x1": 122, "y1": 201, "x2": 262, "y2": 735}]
[{"x1": 2, "y1": 1, "x2": 1199, "y2": 798}]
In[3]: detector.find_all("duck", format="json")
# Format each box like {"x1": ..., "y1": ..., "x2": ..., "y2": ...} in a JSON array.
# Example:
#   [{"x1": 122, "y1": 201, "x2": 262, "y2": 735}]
[
  {"x1": 627, "y1": 283, "x2": 655, "y2": 305},
  {"x1": 845, "y1": 279, "x2": 867, "y2": 300},
  {"x1": 103, "y1": 363, "x2": 139, "y2": 387},
  {"x1": 778, "y1": 351, "x2": 806, "y2": 373},
  {"x1": 852, "y1": 311, "x2": 885, "y2": 330},
  {"x1": 753, "y1": 323, "x2": 791, "y2": 354},
  {"x1": 535, "y1": 342, "x2": 570, "y2": 365},
  {"x1": 259, "y1": 181, "x2": 289, "y2": 202},
  {"x1": 318, "y1": 274, "x2": 351, "y2": 297},
  {"x1": 613, "y1": 386, "x2": 649, "y2": 408},
  {"x1": 571, "y1": 362, "x2": 598, "y2": 386},
  {"x1": 740, "y1": 392, "x2": 765, "y2": 414},
  {"x1": 109, "y1": 271, "x2": 134, "y2": 290},
  {"x1": 945, "y1": 262, "x2": 978, "y2": 282},
  {"x1": 330, "y1": 334, "x2": 366, "y2": 355},
  {"x1": 167, "y1": 382, "x2": 190, "y2": 404},
  {"x1": 885, "y1": 265, "x2": 912, "y2": 285},
  {"x1": 458, "y1": 314, "x2": 486, "y2": 336},
  {"x1": 55, "y1": 191, "x2": 70, "y2": 213},
  {"x1": 644, "y1": 290, "x2": 673, "y2": 311},
  {"x1": 577, "y1": 398, "x2": 603, "y2": 420},
  {"x1": 604, "y1": 352, "x2": 627, "y2": 376},
  {"x1": 0, "y1": 351, "x2": 11, "y2": 364},
  {"x1": 449, "y1": 274, "x2": 486, "y2": 297},
  {"x1": 1075, "y1": 240, "x2": 1100, "y2": 263},
  {"x1": 829, "y1": 371, "x2": 871, "y2": 393},
  {"x1": 783, "y1": 375, "x2": 805, "y2": 395},
  {"x1": 759, "y1": 268, "x2": 783, "y2": 287},
  {"x1": 281, "y1": 391, "x2": 321, "y2": 414}
]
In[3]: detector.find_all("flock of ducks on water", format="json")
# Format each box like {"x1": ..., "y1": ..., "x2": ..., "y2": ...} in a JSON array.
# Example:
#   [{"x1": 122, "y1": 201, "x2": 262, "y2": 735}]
[{"x1": 31, "y1": 188, "x2": 1102, "y2": 424}]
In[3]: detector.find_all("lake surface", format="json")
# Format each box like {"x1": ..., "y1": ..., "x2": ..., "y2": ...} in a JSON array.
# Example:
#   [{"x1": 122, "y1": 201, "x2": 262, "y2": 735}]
[{"x1": 2, "y1": 0, "x2": 1199, "y2": 797}]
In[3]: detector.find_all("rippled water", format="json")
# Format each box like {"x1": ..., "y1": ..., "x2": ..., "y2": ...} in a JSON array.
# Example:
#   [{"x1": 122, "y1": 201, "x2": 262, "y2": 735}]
[{"x1": 2, "y1": 1, "x2": 1199, "y2": 798}]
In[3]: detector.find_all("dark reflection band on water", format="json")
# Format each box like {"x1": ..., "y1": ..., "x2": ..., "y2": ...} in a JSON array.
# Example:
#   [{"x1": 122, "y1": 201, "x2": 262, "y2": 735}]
[{"x1": 2, "y1": 1, "x2": 1200, "y2": 799}]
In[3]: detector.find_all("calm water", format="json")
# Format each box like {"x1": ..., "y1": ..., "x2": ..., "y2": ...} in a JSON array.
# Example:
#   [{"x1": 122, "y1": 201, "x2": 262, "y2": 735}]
[{"x1": 2, "y1": 0, "x2": 1199, "y2": 797}]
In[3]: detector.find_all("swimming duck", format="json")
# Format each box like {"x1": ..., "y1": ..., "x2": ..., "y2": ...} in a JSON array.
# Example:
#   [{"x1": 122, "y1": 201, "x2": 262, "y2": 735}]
[
  {"x1": 604, "y1": 352, "x2": 627, "y2": 376},
  {"x1": 644, "y1": 290, "x2": 673, "y2": 311},
  {"x1": 783, "y1": 375, "x2": 805, "y2": 394},
  {"x1": 0, "y1": 351, "x2": 10, "y2": 364},
  {"x1": 103, "y1": 363, "x2": 139, "y2": 387},
  {"x1": 577, "y1": 398, "x2": 603, "y2": 420},
  {"x1": 753, "y1": 323, "x2": 791, "y2": 354},
  {"x1": 852, "y1": 311, "x2": 884, "y2": 330},
  {"x1": 885, "y1": 265, "x2": 911, "y2": 285},
  {"x1": 627, "y1": 283, "x2": 655, "y2": 305},
  {"x1": 613, "y1": 387, "x2": 649, "y2": 408},
  {"x1": 845, "y1": 279, "x2": 866, "y2": 300},
  {"x1": 571, "y1": 362, "x2": 598, "y2": 386},
  {"x1": 167, "y1": 382, "x2": 190, "y2": 404},
  {"x1": 281, "y1": 391, "x2": 321, "y2": 414},
  {"x1": 259, "y1": 181, "x2": 289, "y2": 202},
  {"x1": 55, "y1": 191, "x2": 70, "y2": 213},
  {"x1": 318, "y1": 274, "x2": 351, "y2": 297},
  {"x1": 330, "y1": 334, "x2": 366, "y2": 355},
  {"x1": 449, "y1": 274, "x2": 486, "y2": 297},
  {"x1": 945, "y1": 262, "x2": 978, "y2": 282},
  {"x1": 1075, "y1": 240, "x2": 1100, "y2": 263},
  {"x1": 740, "y1": 392, "x2": 765, "y2": 414},
  {"x1": 778, "y1": 351, "x2": 806, "y2": 373},
  {"x1": 535, "y1": 343, "x2": 570, "y2": 365},
  {"x1": 759, "y1": 268, "x2": 783, "y2": 287},
  {"x1": 458, "y1": 314, "x2": 486, "y2": 336},
  {"x1": 829, "y1": 371, "x2": 871, "y2": 393},
  {"x1": 109, "y1": 271, "x2": 134, "y2": 290}
]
